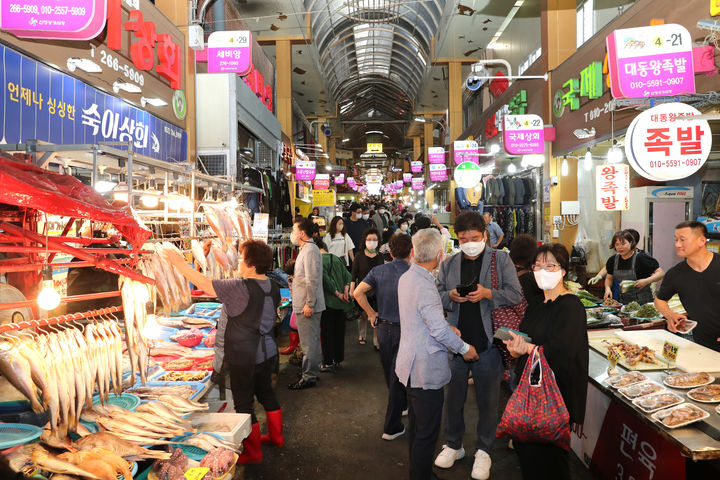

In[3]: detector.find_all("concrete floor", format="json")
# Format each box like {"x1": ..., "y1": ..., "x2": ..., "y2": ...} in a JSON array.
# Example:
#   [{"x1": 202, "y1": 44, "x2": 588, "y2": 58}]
[{"x1": 229, "y1": 326, "x2": 595, "y2": 480}]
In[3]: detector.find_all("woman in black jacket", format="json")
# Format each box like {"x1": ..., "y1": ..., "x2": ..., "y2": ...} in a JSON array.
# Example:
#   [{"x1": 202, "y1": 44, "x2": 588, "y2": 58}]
[
  {"x1": 350, "y1": 227, "x2": 383, "y2": 347},
  {"x1": 504, "y1": 243, "x2": 588, "y2": 480}
]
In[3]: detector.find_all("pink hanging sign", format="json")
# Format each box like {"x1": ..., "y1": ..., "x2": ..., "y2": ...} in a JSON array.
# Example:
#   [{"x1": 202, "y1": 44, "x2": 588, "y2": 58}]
[
  {"x1": 403, "y1": 173, "x2": 412, "y2": 183},
  {"x1": 295, "y1": 160, "x2": 316, "y2": 181},
  {"x1": 411, "y1": 178, "x2": 424, "y2": 190},
  {"x1": 207, "y1": 30, "x2": 252, "y2": 75},
  {"x1": 429, "y1": 164, "x2": 447, "y2": 181},
  {"x1": 0, "y1": 0, "x2": 107, "y2": 40},
  {"x1": 411, "y1": 161, "x2": 423, "y2": 173}
]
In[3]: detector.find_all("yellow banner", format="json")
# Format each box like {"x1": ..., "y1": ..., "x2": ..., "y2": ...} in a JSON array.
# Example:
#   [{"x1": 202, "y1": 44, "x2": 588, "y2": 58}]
[
  {"x1": 367, "y1": 142, "x2": 383, "y2": 153},
  {"x1": 312, "y1": 189, "x2": 336, "y2": 207}
]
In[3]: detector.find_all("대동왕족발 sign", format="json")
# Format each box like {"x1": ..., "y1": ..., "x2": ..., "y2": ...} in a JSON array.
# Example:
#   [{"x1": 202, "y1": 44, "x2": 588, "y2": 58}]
[
  {"x1": 403, "y1": 173, "x2": 412, "y2": 183},
  {"x1": 625, "y1": 103, "x2": 710, "y2": 181},
  {"x1": 607, "y1": 24, "x2": 695, "y2": 99},
  {"x1": 207, "y1": 30, "x2": 252, "y2": 75},
  {"x1": 503, "y1": 114, "x2": 544, "y2": 154},
  {"x1": 411, "y1": 177, "x2": 424, "y2": 190}
]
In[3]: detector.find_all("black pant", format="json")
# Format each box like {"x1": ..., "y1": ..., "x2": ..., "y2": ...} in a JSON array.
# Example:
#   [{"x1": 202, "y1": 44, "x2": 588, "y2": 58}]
[
  {"x1": 407, "y1": 385, "x2": 444, "y2": 480},
  {"x1": 514, "y1": 440, "x2": 570, "y2": 480},
  {"x1": 321, "y1": 307, "x2": 346, "y2": 365},
  {"x1": 377, "y1": 322, "x2": 406, "y2": 434},
  {"x1": 229, "y1": 356, "x2": 280, "y2": 423}
]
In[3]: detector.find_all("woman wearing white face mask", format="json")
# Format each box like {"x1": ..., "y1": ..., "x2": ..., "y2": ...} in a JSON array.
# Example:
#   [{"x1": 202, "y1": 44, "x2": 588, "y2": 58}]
[
  {"x1": 503, "y1": 243, "x2": 588, "y2": 480},
  {"x1": 350, "y1": 228, "x2": 384, "y2": 346}
]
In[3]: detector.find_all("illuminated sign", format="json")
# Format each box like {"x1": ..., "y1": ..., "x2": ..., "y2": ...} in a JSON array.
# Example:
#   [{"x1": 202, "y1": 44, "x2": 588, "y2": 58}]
[{"x1": 367, "y1": 143, "x2": 383, "y2": 153}]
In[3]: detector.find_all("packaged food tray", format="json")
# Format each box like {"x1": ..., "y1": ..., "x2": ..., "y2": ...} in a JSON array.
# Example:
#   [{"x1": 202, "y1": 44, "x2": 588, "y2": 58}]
[
  {"x1": 187, "y1": 412, "x2": 252, "y2": 445},
  {"x1": 651, "y1": 403, "x2": 710, "y2": 429},
  {"x1": 633, "y1": 392, "x2": 683, "y2": 413}
]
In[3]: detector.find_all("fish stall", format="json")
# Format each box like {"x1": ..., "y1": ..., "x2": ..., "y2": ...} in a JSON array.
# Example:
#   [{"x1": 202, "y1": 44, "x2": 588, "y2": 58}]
[{"x1": 0, "y1": 154, "x2": 252, "y2": 479}]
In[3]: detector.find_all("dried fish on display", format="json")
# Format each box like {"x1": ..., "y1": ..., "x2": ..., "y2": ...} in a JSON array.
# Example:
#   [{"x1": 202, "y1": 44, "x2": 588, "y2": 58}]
[
  {"x1": 75, "y1": 432, "x2": 172, "y2": 460},
  {"x1": 120, "y1": 276, "x2": 151, "y2": 385}
]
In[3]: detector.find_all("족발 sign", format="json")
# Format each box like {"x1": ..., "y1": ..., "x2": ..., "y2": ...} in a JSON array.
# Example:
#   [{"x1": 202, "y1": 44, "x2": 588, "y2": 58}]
[
  {"x1": 411, "y1": 178, "x2": 424, "y2": 190},
  {"x1": 207, "y1": 30, "x2": 251, "y2": 75},
  {"x1": 411, "y1": 161, "x2": 423, "y2": 173},
  {"x1": 596, "y1": 165, "x2": 630, "y2": 211},
  {"x1": 429, "y1": 164, "x2": 447, "y2": 182},
  {"x1": 453, "y1": 140, "x2": 479, "y2": 165},
  {"x1": 625, "y1": 103, "x2": 710, "y2": 181},
  {"x1": 313, "y1": 173, "x2": 330, "y2": 190},
  {"x1": 295, "y1": 160, "x2": 316, "y2": 181},
  {"x1": 607, "y1": 24, "x2": 695, "y2": 99},
  {"x1": 428, "y1": 147, "x2": 445, "y2": 164},
  {"x1": 503, "y1": 114, "x2": 544, "y2": 154},
  {"x1": 0, "y1": 0, "x2": 107, "y2": 40}
]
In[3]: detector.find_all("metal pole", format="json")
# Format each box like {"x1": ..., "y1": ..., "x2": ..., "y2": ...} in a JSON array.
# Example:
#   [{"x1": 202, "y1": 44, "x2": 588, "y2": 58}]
[
  {"x1": 127, "y1": 143, "x2": 134, "y2": 207},
  {"x1": 91, "y1": 147, "x2": 98, "y2": 188},
  {"x1": 190, "y1": 170, "x2": 196, "y2": 237}
]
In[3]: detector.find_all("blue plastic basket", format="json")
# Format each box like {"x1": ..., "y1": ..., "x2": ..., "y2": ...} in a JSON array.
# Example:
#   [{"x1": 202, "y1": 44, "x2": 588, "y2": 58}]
[
  {"x1": 169, "y1": 432, "x2": 231, "y2": 460},
  {"x1": 0, "y1": 423, "x2": 42, "y2": 449},
  {"x1": 178, "y1": 302, "x2": 222, "y2": 320},
  {"x1": 92, "y1": 393, "x2": 141, "y2": 411}
]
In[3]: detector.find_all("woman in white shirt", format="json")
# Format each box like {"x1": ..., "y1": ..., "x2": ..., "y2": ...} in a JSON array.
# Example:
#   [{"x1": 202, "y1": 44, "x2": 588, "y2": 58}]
[{"x1": 326, "y1": 216, "x2": 355, "y2": 267}]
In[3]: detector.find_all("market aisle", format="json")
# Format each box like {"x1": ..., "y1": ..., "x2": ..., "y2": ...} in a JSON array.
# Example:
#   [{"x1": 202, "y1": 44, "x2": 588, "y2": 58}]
[{"x1": 231, "y1": 326, "x2": 595, "y2": 480}]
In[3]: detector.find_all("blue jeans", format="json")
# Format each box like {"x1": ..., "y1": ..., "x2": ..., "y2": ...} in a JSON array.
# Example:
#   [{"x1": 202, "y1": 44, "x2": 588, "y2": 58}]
[
  {"x1": 377, "y1": 322, "x2": 407, "y2": 434},
  {"x1": 444, "y1": 346, "x2": 504, "y2": 453}
]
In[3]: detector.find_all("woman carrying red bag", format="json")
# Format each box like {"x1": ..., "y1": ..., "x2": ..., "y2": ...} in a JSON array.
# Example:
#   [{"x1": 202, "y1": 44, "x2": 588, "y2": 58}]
[{"x1": 503, "y1": 243, "x2": 588, "y2": 480}]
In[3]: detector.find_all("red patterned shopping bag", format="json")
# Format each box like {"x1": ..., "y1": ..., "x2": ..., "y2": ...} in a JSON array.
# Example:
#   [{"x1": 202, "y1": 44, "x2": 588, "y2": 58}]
[
  {"x1": 496, "y1": 346, "x2": 571, "y2": 450},
  {"x1": 490, "y1": 251, "x2": 528, "y2": 370}
]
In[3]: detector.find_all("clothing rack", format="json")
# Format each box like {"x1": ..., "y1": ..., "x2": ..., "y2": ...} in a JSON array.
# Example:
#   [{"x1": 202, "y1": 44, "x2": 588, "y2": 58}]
[{"x1": 0, "y1": 305, "x2": 123, "y2": 333}]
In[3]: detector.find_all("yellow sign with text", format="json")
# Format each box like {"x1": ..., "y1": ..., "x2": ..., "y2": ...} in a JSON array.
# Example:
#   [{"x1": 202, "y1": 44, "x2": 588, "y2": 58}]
[
  {"x1": 312, "y1": 189, "x2": 336, "y2": 207},
  {"x1": 712, "y1": 0, "x2": 720, "y2": 16},
  {"x1": 663, "y1": 341, "x2": 679, "y2": 363},
  {"x1": 367, "y1": 143, "x2": 383, "y2": 153},
  {"x1": 185, "y1": 468, "x2": 210, "y2": 480}
]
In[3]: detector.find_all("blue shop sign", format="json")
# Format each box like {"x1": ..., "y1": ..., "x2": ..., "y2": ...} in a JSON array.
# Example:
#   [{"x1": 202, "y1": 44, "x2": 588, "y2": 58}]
[{"x1": 0, "y1": 43, "x2": 187, "y2": 163}]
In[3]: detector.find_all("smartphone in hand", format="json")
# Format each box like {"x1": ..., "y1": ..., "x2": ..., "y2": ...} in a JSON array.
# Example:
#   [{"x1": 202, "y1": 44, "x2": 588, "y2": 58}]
[
  {"x1": 493, "y1": 327, "x2": 532, "y2": 344},
  {"x1": 456, "y1": 283, "x2": 478, "y2": 297}
]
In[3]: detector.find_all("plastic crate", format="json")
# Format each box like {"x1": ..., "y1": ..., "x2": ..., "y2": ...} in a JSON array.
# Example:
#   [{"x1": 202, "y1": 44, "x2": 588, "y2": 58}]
[{"x1": 187, "y1": 412, "x2": 252, "y2": 445}]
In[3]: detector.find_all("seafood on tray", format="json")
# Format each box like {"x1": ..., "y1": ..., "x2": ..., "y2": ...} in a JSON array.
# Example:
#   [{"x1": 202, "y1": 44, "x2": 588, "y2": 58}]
[
  {"x1": 127, "y1": 384, "x2": 198, "y2": 400},
  {"x1": 652, "y1": 403, "x2": 709, "y2": 428},
  {"x1": 163, "y1": 358, "x2": 195, "y2": 371},
  {"x1": 8, "y1": 443, "x2": 129, "y2": 480},
  {"x1": 602, "y1": 340, "x2": 659, "y2": 366},
  {"x1": 633, "y1": 392, "x2": 683, "y2": 413},
  {"x1": 0, "y1": 320, "x2": 124, "y2": 438},
  {"x1": 180, "y1": 433, "x2": 241, "y2": 454},
  {"x1": 155, "y1": 371, "x2": 208, "y2": 382},
  {"x1": 75, "y1": 432, "x2": 172, "y2": 460},
  {"x1": 606, "y1": 371, "x2": 647, "y2": 388},
  {"x1": 618, "y1": 381, "x2": 664, "y2": 400},
  {"x1": 663, "y1": 372, "x2": 714, "y2": 389},
  {"x1": 687, "y1": 384, "x2": 720, "y2": 403},
  {"x1": 199, "y1": 447, "x2": 237, "y2": 477}
]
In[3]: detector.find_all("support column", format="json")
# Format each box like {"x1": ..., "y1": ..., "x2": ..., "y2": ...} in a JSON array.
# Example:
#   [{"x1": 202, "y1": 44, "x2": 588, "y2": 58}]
[
  {"x1": 275, "y1": 39, "x2": 293, "y2": 140},
  {"x1": 448, "y1": 61, "x2": 463, "y2": 220}
]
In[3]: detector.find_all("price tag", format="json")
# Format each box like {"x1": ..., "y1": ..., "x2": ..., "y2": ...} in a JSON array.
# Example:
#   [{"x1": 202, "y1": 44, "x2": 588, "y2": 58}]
[
  {"x1": 608, "y1": 347, "x2": 621, "y2": 366},
  {"x1": 663, "y1": 341, "x2": 679, "y2": 363},
  {"x1": 713, "y1": 0, "x2": 720, "y2": 16},
  {"x1": 185, "y1": 467, "x2": 210, "y2": 480}
]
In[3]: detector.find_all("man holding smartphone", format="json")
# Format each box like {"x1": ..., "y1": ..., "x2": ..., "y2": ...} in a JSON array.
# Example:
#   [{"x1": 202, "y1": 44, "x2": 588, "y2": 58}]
[{"x1": 435, "y1": 211, "x2": 523, "y2": 480}]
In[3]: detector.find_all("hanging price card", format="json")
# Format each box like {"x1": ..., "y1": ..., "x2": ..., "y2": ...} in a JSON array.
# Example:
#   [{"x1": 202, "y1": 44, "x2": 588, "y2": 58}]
[{"x1": 185, "y1": 468, "x2": 210, "y2": 480}]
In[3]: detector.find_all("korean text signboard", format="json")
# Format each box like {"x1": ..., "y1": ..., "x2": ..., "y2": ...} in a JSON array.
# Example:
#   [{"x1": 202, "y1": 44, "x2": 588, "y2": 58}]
[
  {"x1": 312, "y1": 189, "x2": 335, "y2": 207},
  {"x1": 607, "y1": 24, "x2": 694, "y2": 99},
  {"x1": 411, "y1": 178, "x2": 424, "y2": 190},
  {"x1": 403, "y1": 173, "x2": 412, "y2": 183},
  {"x1": 347, "y1": 177, "x2": 356, "y2": 188},
  {"x1": 428, "y1": 147, "x2": 445, "y2": 164},
  {"x1": 207, "y1": 30, "x2": 252, "y2": 75},
  {"x1": 625, "y1": 103, "x2": 710, "y2": 181},
  {"x1": 503, "y1": 114, "x2": 544, "y2": 154},
  {"x1": 313, "y1": 173, "x2": 330, "y2": 190},
  {"x1": 0, "y1": 43, "x2": 187, "y2": 162},
  {"x1": 411, "y1": 161, "x2": 423, "y2": 173},
  {"x1": 394, "y1": 180, "x2": 403, "y2": 189},
  {"x1": 429, "y1": 164, "x2": 447, "y2": 182},
  {"x1": 0, "y1": 0, "x2": 107, "y2": 40},
  {"x1": 596, "y1": 165, "x2": 630, "y2": 211},
  {"x1": 334, "y1": 173, "x2": 345, "y2": 185},
  {"x1": 453, "y1": 140, "x2": 479, "y2": 165},
  {"x1": 295, "y1": 160, "x2": 316, "y2": 181}
]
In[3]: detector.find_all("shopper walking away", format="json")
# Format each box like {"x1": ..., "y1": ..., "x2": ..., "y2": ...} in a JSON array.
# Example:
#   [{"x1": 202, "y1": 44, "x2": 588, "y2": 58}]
[
  {"x1": 504, "y1": 243, "x2": 588, "y2": 480},
  {"x1": 350, "y1": 228, "x2": 384, "y2": 347},
  {"x1": 326, "y1": 216, "x2": 355, "y2": 267},
  {"x1": 482, "y1": 212, "x2": 504, "y2": 249},
  {"x1": 396, "y1": 228, "x2": 479, "y2": 480},
  {"x1": 164, "y1": 240, "x2": 284, "y2": 464},
  {"x1": 434, "y1": 211, "x2": 523, "y2": 480},
  {"x1": 603, "y1": 230, "x2": 664, "y2": 304},
  {"x1": 354, "y1": 233, "x2": 412, "y2": 442},
  {"x1": 288, "y1": 218, "x2": 325, "y2": 390},
  {"x1": 346, "y1": 203, "x2": 367, "y2": 255},
  {"x1": 315, "y1": 238, "x2": 353, "y2": 370},
  {"x1": 656, "y1": 221, "x2": 720, "y2": 352}
]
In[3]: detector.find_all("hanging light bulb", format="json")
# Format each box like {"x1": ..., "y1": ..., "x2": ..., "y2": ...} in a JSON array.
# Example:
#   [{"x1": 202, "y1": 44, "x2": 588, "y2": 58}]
[
  {"x1": 113, "y1": 182, "x2": 129, "y2": 203},
  {"x1": 507, "y1": 162, "x2": 517, "y2": 174},
  {"x1": 141, "y1": 186, "x2": 160, "y2": 208},
  {"x1": 608, "y1": 140, "x2": 623, "y2": 164},
  {"x1": 561, "y1": 156, "x2": 569, "y2": 176},
  {"x1": 584, "y1": 148, "x2": 593, "y2": 171},
  {"x1": 37, "y1": 264, "x2": 60, "y2": 311}
]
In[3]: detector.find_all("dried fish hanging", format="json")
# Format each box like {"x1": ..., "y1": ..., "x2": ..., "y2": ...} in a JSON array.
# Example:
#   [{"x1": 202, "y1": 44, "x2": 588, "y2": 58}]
[{"x1": 119, "y1": 276, "x2": 151, "y2": 385}]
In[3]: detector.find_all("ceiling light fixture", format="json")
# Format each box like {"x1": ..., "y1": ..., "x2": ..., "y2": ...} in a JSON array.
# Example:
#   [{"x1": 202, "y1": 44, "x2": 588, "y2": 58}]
[
  {"x1": 507, "y1": 162, "x2": 517, "y2": 174},
  {"x1": 37, "y1": 264, "x2": 61, "y2": 311},
  {"x1": 413, "y1": 117, "x2": 426, "y2": 123},
  {"x1": 66, "y1": 57, "x2": 102, "y2": 73},
  {"x1": 608, "y1": 141, "x2": 624, "y2": 164},
  {"x1": 561, "y1": 156, "x2": 569, "y2": 176},
  {"x1": 489, "y1": 144, "x2": 500, "y2": 155},
  {"x1": 342, "y1": 138, "x2": 350, "y2": 142},
  {"x1": 584, "y1": 148, "x2": 593, "y2": 171}
]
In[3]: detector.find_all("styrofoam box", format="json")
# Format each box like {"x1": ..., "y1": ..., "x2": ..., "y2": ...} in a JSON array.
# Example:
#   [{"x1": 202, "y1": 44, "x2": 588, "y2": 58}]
[{"x1": 188, "y1": 412, "x2": 252, "y2": 445}]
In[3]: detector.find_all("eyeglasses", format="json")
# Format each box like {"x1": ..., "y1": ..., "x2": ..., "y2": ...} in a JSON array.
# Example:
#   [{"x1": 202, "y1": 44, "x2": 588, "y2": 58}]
[{"x1": 532, "y1": 263, "x2": 561, "y2": 272}]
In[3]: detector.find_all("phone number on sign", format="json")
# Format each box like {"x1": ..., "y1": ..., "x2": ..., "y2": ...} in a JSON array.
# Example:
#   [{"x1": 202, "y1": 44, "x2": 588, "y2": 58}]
[
  {"x1": 8, "y1": 4, "x2": 86, "y2": 15},
  {"x1": 630, "y1": 78, "x2": 684, "y2": 89},
  {"x1": 648, "y1": 158, "x2": 703, "y2": 168}
]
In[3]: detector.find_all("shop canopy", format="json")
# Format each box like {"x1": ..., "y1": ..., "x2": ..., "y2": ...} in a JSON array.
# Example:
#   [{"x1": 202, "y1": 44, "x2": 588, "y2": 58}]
[{"x1": 0, "y1": 156, "x2": 151, "y2": 250}]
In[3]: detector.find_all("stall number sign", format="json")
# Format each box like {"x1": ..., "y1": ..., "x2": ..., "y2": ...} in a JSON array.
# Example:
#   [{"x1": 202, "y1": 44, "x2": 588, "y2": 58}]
[
  {"x1": 403, "y1": 173, "x2": 412, "y2": 183},
  {"x1": 662, "y1": 341, "x2": 679, "y2": 363},
  {"x1": 313, "y1": 173, "x2": 330, "y2": 190},
  {"x1": 625, "y1": 103, "x2": 711, "y2": 181},
  {"x1": 596, "y1": 165, "x2": 630, "y2": 211},
  {"x1": 411, "y1": 161, "x2": 423, "y2": 173},
  {"x1": 207, "y1": 30, "x2": 251, "y2": 75},
  {"x1": 453, "y1": 140, "x2": 479, "y2": 165},
  {"x1": 428, "y1": 147, "x2": 445, "y2": 164},
  {"x1": 334, "y1": 173, "x2": 344, "y2": 184},
  {"x1": 503, "y1": 114, "x2": 544, "y2": 155},
  {"x1": 429, "y1": 164, "x2": 448, "y2": 181},
  {"x1": 394, "y1": 180, "x2": 403, "y2": 189},
  {"x1": 607, "y1": 24, "x2": 694, "y2": 99},
  {"x1": 411, "y1": 177, "x2": 424, "y2": 190},
  {"x1": 347, "y1": 177, "x2": 356, "y2": 188},
  {"x1": 295, "y1": 160, "x2": 316, "y2": 181}
]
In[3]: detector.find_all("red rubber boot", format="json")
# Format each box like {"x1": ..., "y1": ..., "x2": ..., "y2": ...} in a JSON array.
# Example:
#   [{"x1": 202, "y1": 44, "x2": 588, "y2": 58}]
[
  {"x1": 279, "y1": 331, "x2": 299, "y2": 355},
  {"x1": 237, "y1": 422, "x2": 262, "y2": 464},
  {"x1": 261, "y1": 409, "x2": 284, "y2": 447}
]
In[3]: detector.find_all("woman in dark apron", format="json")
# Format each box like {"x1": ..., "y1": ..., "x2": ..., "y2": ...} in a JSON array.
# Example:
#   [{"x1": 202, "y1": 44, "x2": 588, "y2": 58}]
[
  {"x1": 165, "y1": 240, "x2": 283, "y2": 464},
  {"x1": 603, "y1": 230, "x2": 664, "y2": 305}
]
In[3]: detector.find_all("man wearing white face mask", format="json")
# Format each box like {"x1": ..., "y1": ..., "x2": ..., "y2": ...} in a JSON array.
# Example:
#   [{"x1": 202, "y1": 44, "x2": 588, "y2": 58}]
[
  {"x1": 435, "y1": 211, "x2": 523, "y2": 480},
  {"x1": 372, "y1": 204, "x2": 389, "y2": 232}
]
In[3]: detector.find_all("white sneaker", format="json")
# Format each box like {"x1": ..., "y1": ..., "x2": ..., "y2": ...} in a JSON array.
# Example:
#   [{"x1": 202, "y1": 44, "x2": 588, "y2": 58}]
[
  {"x1": 381, "y1": 426, "x2": 406, "y2": 441},
  {"x1": 402, "y1": 409, "x2": 408, "y2": 417},
  {"x1": 471, "y1": 450, "x2": 491, "y2": 480},
  {"x1": 434, "y1": 445, "x2": 465, "y2": 469}
]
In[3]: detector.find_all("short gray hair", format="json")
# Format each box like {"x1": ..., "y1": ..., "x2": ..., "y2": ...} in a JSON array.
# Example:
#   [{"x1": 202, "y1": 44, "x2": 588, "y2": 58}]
[{"x1": 412, "y1": 228, "x2": 443, "y2": 263}]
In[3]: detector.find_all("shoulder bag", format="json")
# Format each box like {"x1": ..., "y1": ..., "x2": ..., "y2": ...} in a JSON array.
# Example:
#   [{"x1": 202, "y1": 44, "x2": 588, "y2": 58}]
[{"x1": 490, "y1": 251, "x2": 528, "y2": 369}]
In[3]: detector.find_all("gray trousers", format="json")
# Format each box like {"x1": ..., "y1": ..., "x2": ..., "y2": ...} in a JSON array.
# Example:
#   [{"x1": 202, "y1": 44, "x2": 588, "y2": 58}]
[{"x1": 296, "y1": 311, "x2": 322, "y2": 381}]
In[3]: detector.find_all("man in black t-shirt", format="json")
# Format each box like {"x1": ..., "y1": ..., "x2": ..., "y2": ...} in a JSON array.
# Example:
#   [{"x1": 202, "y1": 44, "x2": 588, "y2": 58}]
[
  {"x1": 656, "y1": 221, "x2": 720, "y2": 352},
  {"x1": 345, "y1": 203, "x2": 368, "y2": 254}
]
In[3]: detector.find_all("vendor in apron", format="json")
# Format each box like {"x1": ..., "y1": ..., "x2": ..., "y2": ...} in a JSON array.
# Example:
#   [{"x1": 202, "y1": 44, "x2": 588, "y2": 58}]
[
  {"x1": 603, "y1": 230, "x2": 664, "y2": 304},
  {"x1": 164, "y1": 239, "x2": 283, "y2": 465}
]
